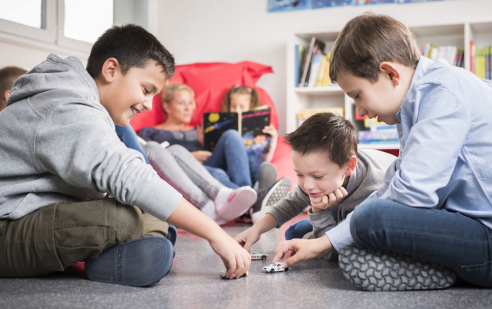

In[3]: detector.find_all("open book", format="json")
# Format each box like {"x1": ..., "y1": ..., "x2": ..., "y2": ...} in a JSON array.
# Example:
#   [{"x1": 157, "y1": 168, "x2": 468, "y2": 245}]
[{"x1": 203, "y1": 106, "x2": 271, "y2": 155}]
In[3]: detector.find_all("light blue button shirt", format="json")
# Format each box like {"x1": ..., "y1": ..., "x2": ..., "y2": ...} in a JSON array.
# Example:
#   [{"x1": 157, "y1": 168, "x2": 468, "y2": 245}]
[{"x1": 327, "y1": 56, "x2": 492, "y2": 252}]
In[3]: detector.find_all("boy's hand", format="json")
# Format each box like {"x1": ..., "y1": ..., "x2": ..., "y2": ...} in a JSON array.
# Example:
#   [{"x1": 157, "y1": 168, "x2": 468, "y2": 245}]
[
  {"x1": 209, "y1": 233, "x2": 251, "y2": 279},
  {"x1": 271, "y1": 236, "x2": 333, "y2": 268},
  {"x1": 191, "y1": 150, "x2": 212, "y2": 164},
  {"x1": 310, "y1": 187, "x2": 348, "y2": 213},
  {"x1": 234, "y1": 227, "x2": 262, "y2": 252},
  {"x1": 262, "y1": 125, "x2": 278, "y2": 140}
]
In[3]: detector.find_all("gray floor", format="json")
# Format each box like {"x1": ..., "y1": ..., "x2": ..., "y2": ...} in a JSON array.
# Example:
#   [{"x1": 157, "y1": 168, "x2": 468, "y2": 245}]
[{"x1": 1, "y1": 216, "x2": 491, "y2": 309}]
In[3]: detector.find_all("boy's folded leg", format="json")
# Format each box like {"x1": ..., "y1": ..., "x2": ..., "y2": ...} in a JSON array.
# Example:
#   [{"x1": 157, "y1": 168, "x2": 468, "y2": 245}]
[
  {"x1": 339, "y1": 244, "x2": 456, "y2": 291},
  {"x1": 0, "y1": 199, "x2": 145, "y2": 278},
  {"x1": 85, "y1": 236, "x2": 174, "y2": 287},
  {"x1": 215, "y1": 187, "x2": 257, "y2": 223}
]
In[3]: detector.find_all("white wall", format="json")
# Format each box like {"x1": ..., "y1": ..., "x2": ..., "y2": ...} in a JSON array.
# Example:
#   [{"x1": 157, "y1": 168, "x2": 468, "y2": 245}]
[{"x1": 156, "y1": 0, "x2": 492, "y2": 135}]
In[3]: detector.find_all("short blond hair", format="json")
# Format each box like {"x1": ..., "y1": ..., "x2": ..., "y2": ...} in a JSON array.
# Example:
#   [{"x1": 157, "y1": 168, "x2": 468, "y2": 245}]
[
  {"x1": 161, "y1": 83, "x2": 194, "y2": 104},
  {"x1": 329, "y1": 12, "x2": 420, "y2": 83}
]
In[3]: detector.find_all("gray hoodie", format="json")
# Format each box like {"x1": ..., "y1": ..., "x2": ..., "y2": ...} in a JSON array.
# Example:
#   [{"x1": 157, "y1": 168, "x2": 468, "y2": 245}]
[{"x1": 0, "y1": 54, "x2": 182, "y2": 220}]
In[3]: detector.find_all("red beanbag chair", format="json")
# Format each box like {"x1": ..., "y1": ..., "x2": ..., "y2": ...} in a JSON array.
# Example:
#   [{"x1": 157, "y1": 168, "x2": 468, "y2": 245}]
[
  {"x1": 130, "y1": 61, "x2": 278, "y2": 133},
  {"x1": 130, "y1": 61, "x2": 296, "y2": 190}
]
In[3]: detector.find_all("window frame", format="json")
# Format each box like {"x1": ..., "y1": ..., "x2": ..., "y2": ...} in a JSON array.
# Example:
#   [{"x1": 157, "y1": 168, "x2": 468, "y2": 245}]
[{"x1": 0, "y1": 0, "x2": 57, "y2": 44}]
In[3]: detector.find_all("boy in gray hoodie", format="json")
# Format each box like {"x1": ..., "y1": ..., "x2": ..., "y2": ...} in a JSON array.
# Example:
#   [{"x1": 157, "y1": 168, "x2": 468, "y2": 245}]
[
  {"x1": 0, "y1": 24, "x2": 250, "y2": 286},
  {"x1": 235, "y1": 113, "x2": 396, "y2": 260}
]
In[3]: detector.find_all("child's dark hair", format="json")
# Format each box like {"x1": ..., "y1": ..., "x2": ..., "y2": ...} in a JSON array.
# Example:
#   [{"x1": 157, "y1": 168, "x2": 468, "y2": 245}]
[
  {"x1": 0, "y1": 66, "x2": 27, "y2": 110},
  {"x1": 285, "y1": 113, "x2": 357, "y2": 167},
  {"x1": 329, "y1": 12, "x2": 420, "y2": 83},
  {"x1": 221, "y1": 85, "x2": 262, "y2": 112},
  {"x1": 86, "y1": 24, "x2": 175, "y2": 80}
]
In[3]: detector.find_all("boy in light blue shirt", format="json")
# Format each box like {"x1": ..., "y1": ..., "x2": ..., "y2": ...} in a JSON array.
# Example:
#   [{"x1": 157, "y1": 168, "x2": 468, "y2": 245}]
[{"x1": 272, "y1": 13, "x2": 492, "y2": 291}]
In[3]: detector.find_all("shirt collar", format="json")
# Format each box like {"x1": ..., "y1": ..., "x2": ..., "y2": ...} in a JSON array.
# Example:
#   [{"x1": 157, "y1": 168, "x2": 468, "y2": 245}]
[{"x1": 396, "y1": 56, "x2": 434, "y2": 122}]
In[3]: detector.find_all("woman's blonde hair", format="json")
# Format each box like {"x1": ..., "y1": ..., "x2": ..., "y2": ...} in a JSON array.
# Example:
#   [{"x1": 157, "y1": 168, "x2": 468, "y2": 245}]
[
  {"x1": 160, "y1": 83, "x2": 194, "y2": 114},
  {"x1": 221, "y1": 85, "x2": 262, "y2": 112}
]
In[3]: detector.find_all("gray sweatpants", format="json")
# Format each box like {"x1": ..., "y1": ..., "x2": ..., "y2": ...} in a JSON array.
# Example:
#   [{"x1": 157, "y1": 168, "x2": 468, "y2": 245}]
[{"x1": 144, "y1": 142, "x2": 226, "y2": 209}]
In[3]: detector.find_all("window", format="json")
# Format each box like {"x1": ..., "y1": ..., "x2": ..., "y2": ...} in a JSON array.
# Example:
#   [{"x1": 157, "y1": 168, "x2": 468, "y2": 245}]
[
  {"x1": 0, "y1": 0, "x2": 148, "y2": 55},
  {"x1": 0, "y1": 0, "x2": 56, "y2": 44},
  {"x1": 0, "y1": 0, "x2": 45, "y2": 29},
  {"x1": 63, "y1": 0, "x2": 113, "y2": 44}
]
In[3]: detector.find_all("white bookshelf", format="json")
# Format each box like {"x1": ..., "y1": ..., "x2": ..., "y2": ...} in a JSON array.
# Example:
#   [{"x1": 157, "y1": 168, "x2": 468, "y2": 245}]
[{"x1": 286, "y1": 19, "x2": 492, "y2": 150}]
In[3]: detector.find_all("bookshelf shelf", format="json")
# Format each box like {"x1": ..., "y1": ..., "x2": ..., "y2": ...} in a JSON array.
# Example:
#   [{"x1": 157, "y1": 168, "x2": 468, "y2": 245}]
[
  {"x1": 294, "y1": 86, "x2": 343, "y2": 94},
  {"x1": 286, "y1": 18, "x2": 492, "y2": 152}
]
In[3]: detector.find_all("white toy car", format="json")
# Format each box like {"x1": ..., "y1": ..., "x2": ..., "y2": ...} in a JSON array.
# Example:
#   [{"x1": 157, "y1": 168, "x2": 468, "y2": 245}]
[
  {"x1": 250, "y1": 252, "x2": 268, "y2": 260},
  {"x1": 262, "y1": 262, "x2": 288, "y2": 273}
]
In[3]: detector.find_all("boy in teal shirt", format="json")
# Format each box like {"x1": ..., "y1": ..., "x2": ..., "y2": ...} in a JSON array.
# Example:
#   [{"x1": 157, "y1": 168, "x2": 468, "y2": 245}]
[
  {"x1": 0, "y1": 24, "x2": 250, "y2": 285},
  {"x1": 272, "y1": 13, "x2": 492, "y2": 291}
]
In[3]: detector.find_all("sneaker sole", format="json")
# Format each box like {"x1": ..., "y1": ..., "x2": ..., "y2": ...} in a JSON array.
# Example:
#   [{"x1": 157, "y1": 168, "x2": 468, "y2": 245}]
[
  {"x1": 251, "y1": 177, "x2": 291, "y2": 224},
  {"x1": 217, "y1": 187, "x2": 257, "y2": 223},
  {"x1": 339, "y1": 245, "x2": 456, "y2": 291},
  {"x1": 85, "y1": 236, "x2": 174, "y2": 287}
]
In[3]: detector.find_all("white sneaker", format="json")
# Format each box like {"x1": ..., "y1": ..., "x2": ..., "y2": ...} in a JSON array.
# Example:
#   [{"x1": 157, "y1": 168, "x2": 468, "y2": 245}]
[{"x1": 216, "y1": 186, "x2": 257, "y2": 223}]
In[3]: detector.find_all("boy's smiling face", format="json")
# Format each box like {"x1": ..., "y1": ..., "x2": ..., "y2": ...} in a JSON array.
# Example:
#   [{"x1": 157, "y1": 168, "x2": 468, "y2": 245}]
[
  {"x1": 292, "y1": 150, "x2": 352, "y2": 201},
  {"x1": 336, "y1": 62, "x2": 413, "y2": 125},
  {"x1": 96, "y1": 58, "x2": 167, "y2": 126}
]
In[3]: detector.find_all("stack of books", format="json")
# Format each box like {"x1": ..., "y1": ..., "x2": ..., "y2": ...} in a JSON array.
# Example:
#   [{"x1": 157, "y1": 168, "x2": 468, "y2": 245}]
[
  {"x1": 358, "y1": 118, "x2": 398, "y2": 145},
  {"x1": 295, "y1": 37, "x2": 334, "y2": 88},
  {"x1": 420, "y1": 43, "x2": 465, "y2": 67},
  {"x1": 470, "y1": 42, "x2": 491, "y2": 80}
]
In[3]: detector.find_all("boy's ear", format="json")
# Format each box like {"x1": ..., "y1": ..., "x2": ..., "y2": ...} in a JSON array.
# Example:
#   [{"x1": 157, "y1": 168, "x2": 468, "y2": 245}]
[
  {"x1": 344, "y1": 155, "x2": 357, "y2": 176},
  {"x1": 3, "y1": 89, "x2": 10, "y2": 101},
  {"x1": 100, "y1": 58, "x2": 119, "y2": 83},
  {"x1": 379, "y1": 62, "x2": 400, "y2": 86}
]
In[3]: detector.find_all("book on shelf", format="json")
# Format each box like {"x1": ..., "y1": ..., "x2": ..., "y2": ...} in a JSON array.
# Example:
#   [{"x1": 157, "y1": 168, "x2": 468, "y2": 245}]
[
  {"x1": 358, "y1": 117, "x2": 398, "y2": 144},
  {"x1": 420, "y1": 43, "x2": 464, "y2": 67},
  {"x1": 294, "y1": 44, "x2": 306, "y2": 87},
  {"x1": 203, "y1": 106, "x2": 271, "y2": 155},
  {"x1": 297, "y1": 107, "x2": 344, "y2": 127},
  {"x1": 470, "y1": 41, "x2": 492, "y2": 80},
  {"x1": 299, "y1": 37, "x2": 326, "y2": 87}
]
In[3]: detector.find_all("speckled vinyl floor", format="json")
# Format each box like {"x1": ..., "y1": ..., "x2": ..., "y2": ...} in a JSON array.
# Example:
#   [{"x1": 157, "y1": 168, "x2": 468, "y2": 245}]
[{"x1": 1, "y1": 215, "x2": 491, "y2": 309}]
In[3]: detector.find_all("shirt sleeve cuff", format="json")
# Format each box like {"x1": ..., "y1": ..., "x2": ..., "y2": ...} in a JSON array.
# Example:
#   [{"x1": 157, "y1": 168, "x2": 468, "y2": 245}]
[{"x1": 325, "y1": 212, "x2": 355, "y2": 252}]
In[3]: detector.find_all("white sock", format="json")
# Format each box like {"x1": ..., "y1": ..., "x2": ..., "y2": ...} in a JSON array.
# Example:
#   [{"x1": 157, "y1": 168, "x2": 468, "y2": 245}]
[
  {"x1": 214, "y1": 187, "x2": 233, "y2": 212},
  {"x1": 201, "y1": 198, "x2": 218, "y2": 220}
]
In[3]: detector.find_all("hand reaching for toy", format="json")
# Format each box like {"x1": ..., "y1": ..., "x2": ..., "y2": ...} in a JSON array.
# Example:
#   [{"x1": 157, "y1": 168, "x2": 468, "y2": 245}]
[
  {"x1": 272, "y1": 236, "x2": 333, "y2": 268},
  {"x1": 209, "y1": 233, "x2": 251, "y2": 279},
  {"x1": 191, "y1": 150, "x2": 212, "y2": 164},
  {"x1": 310, "y1": 187, "x2": 348, "y2": 214},
  {"x1": 234, "y1": 226, "x2": 262, "y2": 252},
  {"x1": 262, "y1": 125, "x2": 278, "y2": 140}
]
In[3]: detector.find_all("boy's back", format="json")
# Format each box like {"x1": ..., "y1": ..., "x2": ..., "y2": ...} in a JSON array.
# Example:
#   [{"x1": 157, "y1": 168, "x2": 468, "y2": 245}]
[{"x1": 378, "y1": 57, "x2": 492, "y2": 224}]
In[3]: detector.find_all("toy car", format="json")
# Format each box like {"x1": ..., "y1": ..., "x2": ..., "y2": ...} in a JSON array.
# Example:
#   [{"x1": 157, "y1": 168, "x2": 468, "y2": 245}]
[
  {"x1": 250, "y1": 252, "x2": 268, "y2": 260},
  {"x1": 219, "y1": 270, "x2": 248, "y2": 279},
  {"x1": 262, "y1": 262, "x2": 289, "y2": 273}
]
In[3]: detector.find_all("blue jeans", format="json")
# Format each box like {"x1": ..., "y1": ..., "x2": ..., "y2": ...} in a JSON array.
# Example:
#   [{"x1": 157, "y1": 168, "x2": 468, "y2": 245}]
[
  {"x1": 204, "y1": 130, "x2": 251, "y2": 187},
  {"x1": 248, "y1": 154, "x2": 264, "y2": 187},
  {"x1": 285, "y1": 219, "x2": 313, "y2": 240},
  {"x1": 115, "y1": 125, "x2": 150, "y2": 164},
  {"x1": 351, "y1": 198, "x2": 492, "y2": 288},
  {"x1": 204, "y1": 166, "x2": 238, "y2": 189}
]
